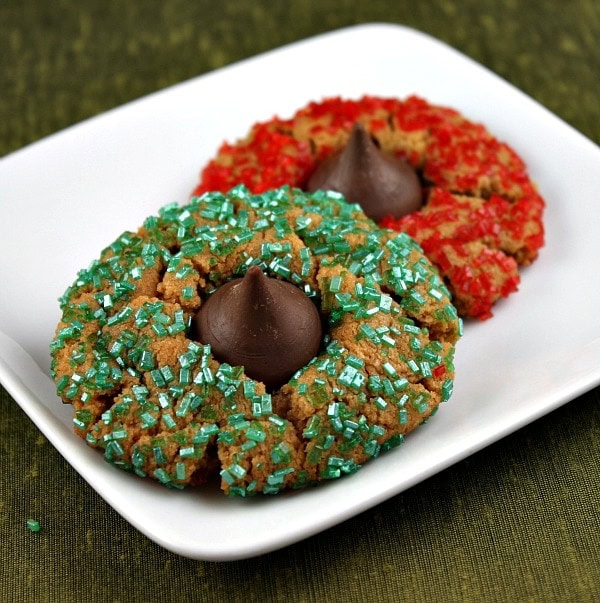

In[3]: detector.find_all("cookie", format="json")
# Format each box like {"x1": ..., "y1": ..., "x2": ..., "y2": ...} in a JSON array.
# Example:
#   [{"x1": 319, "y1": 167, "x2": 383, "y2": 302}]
[
  {"x1": 50, "y1": 186, "x2": 461, "y2": 495},
  {"x1": 193, "y1": 95, "x2": 545, "y2": 320}
]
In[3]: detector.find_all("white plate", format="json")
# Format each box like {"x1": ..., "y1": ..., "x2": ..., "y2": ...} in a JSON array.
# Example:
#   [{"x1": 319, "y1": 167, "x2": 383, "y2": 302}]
[{"x1": 1, "y1": 23, "x2": 600, "y2": 561}]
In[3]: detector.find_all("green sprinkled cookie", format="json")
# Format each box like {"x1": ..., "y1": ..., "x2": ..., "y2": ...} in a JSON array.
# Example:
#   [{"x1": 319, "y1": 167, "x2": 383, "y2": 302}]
[{"x1": 50, "y1": 186, "x2": 462, "y2": 495}]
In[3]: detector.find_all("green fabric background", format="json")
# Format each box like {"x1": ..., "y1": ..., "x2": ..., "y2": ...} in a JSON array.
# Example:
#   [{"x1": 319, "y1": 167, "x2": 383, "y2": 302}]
[{"x1": 1, "y1": 1, "x2": 599, "y2": 601}]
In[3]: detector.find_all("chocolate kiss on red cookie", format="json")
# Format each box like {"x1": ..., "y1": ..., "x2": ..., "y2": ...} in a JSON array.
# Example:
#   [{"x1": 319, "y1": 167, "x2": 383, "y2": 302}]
[
  {"x1": 307, "y1": 122, "x2": 422, "y2": 221},
  {"x1": 193, "y1": 266, "x2": 322, "y2": 390}
]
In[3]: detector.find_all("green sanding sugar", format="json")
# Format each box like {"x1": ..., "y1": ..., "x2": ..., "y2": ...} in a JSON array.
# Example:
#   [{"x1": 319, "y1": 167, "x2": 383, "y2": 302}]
[
  {"x1": 26, "y1": 519, "x2": 41, "y2": 533},
  {"x1": 50, "y1": 185, "x2": 461, "y2": 496}
]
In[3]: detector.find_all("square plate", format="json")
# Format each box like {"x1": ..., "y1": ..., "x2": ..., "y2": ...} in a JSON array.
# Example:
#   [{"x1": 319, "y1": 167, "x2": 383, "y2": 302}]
[{"x1": 1, "y1": 23, "x2": 599, "y2": 561}]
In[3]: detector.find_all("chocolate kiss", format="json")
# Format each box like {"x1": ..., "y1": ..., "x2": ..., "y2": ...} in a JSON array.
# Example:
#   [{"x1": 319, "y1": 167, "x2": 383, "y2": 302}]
[
  {"x1": 193, "y1": 266, "x2": 322, "y2": 390},
  {"x1": 307, "y1": 122, "x2": 422, "y2": 221}
]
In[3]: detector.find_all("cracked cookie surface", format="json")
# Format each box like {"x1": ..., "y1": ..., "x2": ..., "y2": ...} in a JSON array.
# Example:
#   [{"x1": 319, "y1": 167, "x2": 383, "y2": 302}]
[{"x1": 51, "y1": 186, "x2": 461, "y2": 495}]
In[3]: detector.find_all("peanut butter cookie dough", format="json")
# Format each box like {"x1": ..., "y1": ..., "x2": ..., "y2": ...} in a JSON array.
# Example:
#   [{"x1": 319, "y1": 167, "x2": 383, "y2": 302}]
[
  {"x1": 51, "y1": 186, "x2": 461, "y2": 495},
  {"x1": 193, "y1": 96, "x2": 545, "y2": 320}
]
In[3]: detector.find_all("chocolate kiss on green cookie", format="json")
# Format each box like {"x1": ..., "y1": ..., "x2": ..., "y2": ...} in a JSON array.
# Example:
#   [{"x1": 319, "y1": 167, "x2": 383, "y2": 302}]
[
  {"x1": 193, "y1": 266, "x2": 322, "y2": 390},
  {"x1": 307, "y1": 122, "x2": 422, "y2": 221}
]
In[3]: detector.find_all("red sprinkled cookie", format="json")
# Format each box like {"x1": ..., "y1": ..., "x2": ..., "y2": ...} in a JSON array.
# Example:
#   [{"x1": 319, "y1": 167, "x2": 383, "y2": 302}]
[{"x1": 192, "y1": 96, "x2": 545, "y2": 320}]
